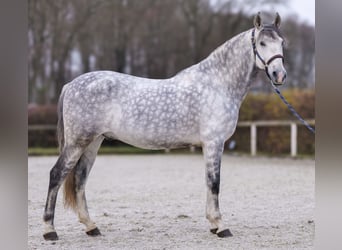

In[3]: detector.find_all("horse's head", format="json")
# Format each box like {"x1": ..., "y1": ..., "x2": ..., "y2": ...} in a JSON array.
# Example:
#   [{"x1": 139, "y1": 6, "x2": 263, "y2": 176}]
[{"x1": 252, "y1": 12, "x2": 287, "y2": 85}]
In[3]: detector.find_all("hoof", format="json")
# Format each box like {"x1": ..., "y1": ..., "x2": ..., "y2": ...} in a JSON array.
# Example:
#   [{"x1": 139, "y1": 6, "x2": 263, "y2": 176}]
[
  {"x1": 86, "y1": 227, "x2": 101, "y2": 236},
  {"x1": 210, "y1": 228, "x2": 218, "y2": 234},
  {"x1": 217, "y1": 229, "x2": 233, "y2": 238},
  {"x1": 43, "y1": 231, "x2": 59, "y2": 241}
]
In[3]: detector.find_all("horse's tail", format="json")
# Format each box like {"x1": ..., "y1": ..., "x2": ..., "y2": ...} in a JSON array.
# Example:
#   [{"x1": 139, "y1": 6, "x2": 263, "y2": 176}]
[
  {"x1": 57, "y1": 86, "x2": 66, "y2": 153},
  {"x1": 63, "y1": 167, "x2": 77, "y2": 211},
  {"x1": 58, "y1": 85, "x2": 77, "y2": 211}
]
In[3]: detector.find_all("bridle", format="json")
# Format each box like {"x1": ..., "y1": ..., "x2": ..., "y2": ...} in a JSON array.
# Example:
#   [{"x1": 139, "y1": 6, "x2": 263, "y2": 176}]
[{"x1": 251, "y1": 28, "x2": 284, "y2": 83}]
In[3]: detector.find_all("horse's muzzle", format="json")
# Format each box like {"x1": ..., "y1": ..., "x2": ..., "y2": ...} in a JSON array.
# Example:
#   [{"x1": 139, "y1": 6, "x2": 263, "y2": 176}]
[{"x1": 271, "y1": 70, "x2": 287, "y2": 85}]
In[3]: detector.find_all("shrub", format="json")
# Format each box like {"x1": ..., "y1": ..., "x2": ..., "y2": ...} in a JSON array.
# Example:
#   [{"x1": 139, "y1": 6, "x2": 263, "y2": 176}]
[
  {"x1": 28, "y1": 104, "x2": 58, "y2": 124},
  {"x1": 228, "y1": 89, "x2": 315, "y2": 155}
]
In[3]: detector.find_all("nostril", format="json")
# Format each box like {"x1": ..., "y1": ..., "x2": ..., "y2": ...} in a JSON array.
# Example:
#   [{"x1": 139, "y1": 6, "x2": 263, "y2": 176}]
[{"x1": 272, "y1": 71, "x2": 277, "y2": 78}]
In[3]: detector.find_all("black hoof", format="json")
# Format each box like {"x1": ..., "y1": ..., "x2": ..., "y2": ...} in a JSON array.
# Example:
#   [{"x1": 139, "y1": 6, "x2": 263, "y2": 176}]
[
  {"x1": 86, "y1": 227, "x2": 101, "y2": 236},
  {"x1": 217, "y1": 229, "x2": 233, "y2": 238},
  {"x1": 43, "y1": 231, "x2": 59, "y2": 241},
  {"x1": 210, "y1": 228, "x2": 218, "y2": 234}
]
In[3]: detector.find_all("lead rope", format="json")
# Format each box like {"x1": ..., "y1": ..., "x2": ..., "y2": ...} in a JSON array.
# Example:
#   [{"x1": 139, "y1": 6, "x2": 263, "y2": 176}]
[
  {"x1": 252, "y1": 28, "x2": 315, "y2": 134},
  {"x1": 271, "y1": 82, "x2": 315, "y2": 134}
]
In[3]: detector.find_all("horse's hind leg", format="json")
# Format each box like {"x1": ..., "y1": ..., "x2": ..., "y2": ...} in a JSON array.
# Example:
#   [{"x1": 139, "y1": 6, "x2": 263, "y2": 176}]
[
  {"x1": 69, "y1": 136, "x2": 104, "y2": 236},
  {"x1": 43, "y1": 145, "x2": 84, "y2": 240},
  {"x1": 203, "y1": 140, "x2": 233, "y2": 238}
]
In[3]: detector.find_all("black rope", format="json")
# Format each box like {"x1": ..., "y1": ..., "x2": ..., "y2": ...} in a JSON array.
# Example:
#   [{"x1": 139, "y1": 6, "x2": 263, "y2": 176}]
[{"x1": 271, "y1": 83, "x2": 315, "y2": 134}]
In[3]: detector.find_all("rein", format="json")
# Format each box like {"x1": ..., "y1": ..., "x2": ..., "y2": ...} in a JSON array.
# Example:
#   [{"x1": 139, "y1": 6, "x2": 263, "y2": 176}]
[
  {"x1": 251, "y1": 29, "x2": 315, "y2": 134},
  {"x1": 271, "y1": 83, "x2": 315, "y2": 134}
]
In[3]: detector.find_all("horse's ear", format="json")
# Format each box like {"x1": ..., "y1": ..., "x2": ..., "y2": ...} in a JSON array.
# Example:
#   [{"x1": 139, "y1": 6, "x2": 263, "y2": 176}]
[
  {"x1": 254, "y1": 12, "x2": 262, "y2": 30},
  {"x1": 274, "y1": 12, "x2": 281, "y2": 28}
]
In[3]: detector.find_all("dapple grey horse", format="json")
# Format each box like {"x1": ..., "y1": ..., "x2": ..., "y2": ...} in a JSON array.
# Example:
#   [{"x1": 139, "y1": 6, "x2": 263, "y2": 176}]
[{"x1": 43, "y1": 13, "x2": 287, "y2": 240}]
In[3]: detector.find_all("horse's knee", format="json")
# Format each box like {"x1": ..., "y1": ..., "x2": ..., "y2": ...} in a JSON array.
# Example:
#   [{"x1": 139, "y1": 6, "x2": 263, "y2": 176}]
[{"x1": 206, "y1": 171, "x2": 220, "y2": 195}]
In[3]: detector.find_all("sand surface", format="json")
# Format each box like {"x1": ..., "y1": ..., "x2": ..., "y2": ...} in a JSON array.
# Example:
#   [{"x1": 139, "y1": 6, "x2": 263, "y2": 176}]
[{"x1": 28, "y1": 154, "x2": 314, "y2": 249}]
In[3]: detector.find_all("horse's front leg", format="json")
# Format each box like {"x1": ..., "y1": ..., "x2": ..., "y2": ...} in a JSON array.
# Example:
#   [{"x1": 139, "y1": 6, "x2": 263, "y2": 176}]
[{"x1": 203, "y1": 140, "x2": 233, "y2": 238}]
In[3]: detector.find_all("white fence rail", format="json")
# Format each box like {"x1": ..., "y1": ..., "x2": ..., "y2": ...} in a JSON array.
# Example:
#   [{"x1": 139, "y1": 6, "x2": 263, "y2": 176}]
[
  {"x1": 237, "y1": 120, "x2": 315, "y2": 157},
  {"x1": 29, "y1": 119, "x2": 315, "y2": 157}
]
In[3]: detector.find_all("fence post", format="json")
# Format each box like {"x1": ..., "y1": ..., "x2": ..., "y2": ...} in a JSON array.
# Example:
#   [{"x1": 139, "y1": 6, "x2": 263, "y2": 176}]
[
  {"x1": 251, "y1": 123, "x2": 257, "y2": 156},
  {"x1": 291, "y1": 123, "x2": 297, "y2": 157}
]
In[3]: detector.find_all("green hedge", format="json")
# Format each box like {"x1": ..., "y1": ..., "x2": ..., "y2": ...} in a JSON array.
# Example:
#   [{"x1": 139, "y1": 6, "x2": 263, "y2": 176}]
[{"x1": 229, "y1": 89, "x2": 315, "y2": 155}]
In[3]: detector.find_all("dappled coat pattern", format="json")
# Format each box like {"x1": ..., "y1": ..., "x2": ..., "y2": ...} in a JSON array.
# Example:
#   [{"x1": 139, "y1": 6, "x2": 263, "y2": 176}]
[{"x1": 43, "y1": 13, "x2": 286, "y2": 240}]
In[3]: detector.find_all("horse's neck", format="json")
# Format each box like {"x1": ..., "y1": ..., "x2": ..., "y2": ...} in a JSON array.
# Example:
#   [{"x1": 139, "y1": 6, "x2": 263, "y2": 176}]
[{"x1": 197, "y1": 29, "x2": 255, "y2": 100}]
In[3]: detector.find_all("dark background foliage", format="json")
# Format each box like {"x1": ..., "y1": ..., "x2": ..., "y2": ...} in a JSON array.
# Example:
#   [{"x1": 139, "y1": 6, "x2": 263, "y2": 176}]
[
  {"x1": 28, "y1": 0, "x2": 315, "y2": 155},
  {"x1": 28, "y1": 0, "x2": 315, "y2": 104}
]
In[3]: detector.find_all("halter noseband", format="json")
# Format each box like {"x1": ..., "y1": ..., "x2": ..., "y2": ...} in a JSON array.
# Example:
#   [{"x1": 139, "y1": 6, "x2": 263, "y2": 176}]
[{"x1": 251, "y1": 28, "x2": 284, "y2": 81}]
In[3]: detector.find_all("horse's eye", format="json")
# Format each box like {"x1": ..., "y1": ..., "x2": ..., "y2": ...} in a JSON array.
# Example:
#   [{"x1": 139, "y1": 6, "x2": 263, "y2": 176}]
[{"x1": 260, "y1": 41, "x2": 266, "y2": 47}]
